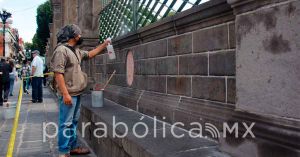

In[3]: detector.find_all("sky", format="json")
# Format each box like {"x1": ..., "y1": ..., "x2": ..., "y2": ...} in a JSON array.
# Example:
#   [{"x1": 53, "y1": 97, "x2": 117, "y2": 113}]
[{"x1": 0, "y1": 0, "x2": 48, "y2": 43}]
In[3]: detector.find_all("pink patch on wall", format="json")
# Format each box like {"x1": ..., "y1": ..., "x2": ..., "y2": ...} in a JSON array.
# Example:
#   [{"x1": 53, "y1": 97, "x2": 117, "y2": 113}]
[{"x1": 126, "y1": 51, "x2": 134, "y2": 86}]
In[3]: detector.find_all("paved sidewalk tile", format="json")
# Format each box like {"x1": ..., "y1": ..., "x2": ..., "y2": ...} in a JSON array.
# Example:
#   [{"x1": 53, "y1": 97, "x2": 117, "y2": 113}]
[{"x1": 0, "y1": 81, "x2": 96, "y2": 157}]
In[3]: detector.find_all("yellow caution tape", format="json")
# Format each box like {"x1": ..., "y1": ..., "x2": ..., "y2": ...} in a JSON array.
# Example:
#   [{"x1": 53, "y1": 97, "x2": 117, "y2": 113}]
[{"x1": 22, "y1": 72, "x2": 54, "y2": 79}]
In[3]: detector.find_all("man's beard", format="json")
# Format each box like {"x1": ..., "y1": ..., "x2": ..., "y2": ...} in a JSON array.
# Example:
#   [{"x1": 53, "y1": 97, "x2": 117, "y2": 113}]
[{"x1": 76, "y1": 37, "x2": 84, "y2": 45}]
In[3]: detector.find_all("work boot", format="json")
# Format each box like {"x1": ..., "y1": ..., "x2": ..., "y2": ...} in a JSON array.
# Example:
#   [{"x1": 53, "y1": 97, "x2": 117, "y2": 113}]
[
  {"x1": 59, "y1": 154, "x2": 70, "y2": 157},
  {"x1": 70, "y1": 147, "x2": 90, "y2": 155}
]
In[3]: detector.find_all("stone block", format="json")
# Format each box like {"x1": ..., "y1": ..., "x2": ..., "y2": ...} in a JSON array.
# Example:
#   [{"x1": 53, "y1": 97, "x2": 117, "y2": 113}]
[
  {"x1": 227, "y1": 78, "x2": 236, "y2": 104},
  {"x1": 106, "y1": 86, "x2": 142, "y2": 111},
  {"x1": 168, "y1": 34, "x2": 192, "y2": 55},
  {"x1": 109, "y1": 74, "x2": 127, "y2": 87},
  {"x1": 103, "y1": 85, "x2": 121, "y2": 104},
  {"x1": 178, "y1": 97, "x2": 234, "y2": 131},
  {"x1": 95, "y1": 73, "x2": 103, "y2": 83},
  {"x1": 235, "y1": 0, "x2": 300, "y2": 118},
  {"x1": 145, "y1": 39, "x2": 168, "y2": 58},
  {"x1": 133, "y1": 39, "x2": 168, "y2": 59},
  {"x1": 209, "y1": 51, "x2": 235, "y2": 76},
  {"x1": 128, "y1": 75, "x2": 167, "y2": 93},
  {"x1": 173, "y1": 109, "x2": 192, "y2": 129},
  {"x1": 155, "y1": 57, "x2": 178, "y2": 75},
  {"x1": 167, "y1": 77, "x2": 191, "y2": 96},
  {"x1": 106, "y1": 63, "x2": 126, "y2": 74},
  {"x1": 95, "y1": 55, "x2": 105, "y2": 65},
  {"x1": 144, "y1": 60, "x2": 156, "y2": 75},
  {"x1": 131, "y1": 75, "x2": 148, "y2": 90},
  {"x1": 125, "y1": 126, "x2": 217, "y2": 157},
  {"x1": 135, "y1": 60, "x2": 154, "y2": 75},
  {"x1": 135, "y1": 57, "x2": 178, "y2": 75},
  {"x1": 111, "y1": 144, "x2": 129, "y2": 157},
  {"x1": 193, "y1": 24, "x2": 229, "y2": 53},
  {"x1": 97, "y1": 136, "x2": 112, "y2": 157},
  {"x1": 146, "y1": 76, "x2": 167, "y2": 93},
  {"x1": 132, "y1": 45, "x2": 146, "y2": 60},
  {"x1": 179, "y1": 54, "x2": 208, "y2": 75},
  {"x1": 166, "y1": 147, "x2": 231, "y2": 157},
  {"x1": 79, "y1": 95, "x2": 236, "y2": 157},
  {"x1": 95, "y1": 65, "x2": 106, "y2": 74},
  {"x1": 229, "y1": 23, "x2": 236, "y2": 48},
  {"x1": 138, "y1": 91, "x2": 180, "y2": 122},
  {"x1": 192, "y1": 77, "x2": 226, "y2": 102}
]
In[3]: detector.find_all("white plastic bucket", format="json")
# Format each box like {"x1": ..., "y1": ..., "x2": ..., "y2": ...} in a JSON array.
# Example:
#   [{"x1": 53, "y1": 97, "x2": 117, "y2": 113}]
[
  {"x1": 91, "y1": 90, "x2": 104, "y2": 107},
  {"x1": 3, "y1": 102, "x2": 17, "y2": 120}
]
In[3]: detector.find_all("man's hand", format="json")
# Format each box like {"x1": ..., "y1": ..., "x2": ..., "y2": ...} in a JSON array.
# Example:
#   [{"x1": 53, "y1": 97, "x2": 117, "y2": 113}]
[
  {"x1": 88, "y1": 39, "x2": 111, "y2": 59},
  {"x1": 63, "y1": 93, "x2": 72, "y2": 105},
  {"x1": 103, "y1": 39, "x2": 111, "y2": 47}
]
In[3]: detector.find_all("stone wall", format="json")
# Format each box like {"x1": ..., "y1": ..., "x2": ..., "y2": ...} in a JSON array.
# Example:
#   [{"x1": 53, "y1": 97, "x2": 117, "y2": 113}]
[
  {"x1": 90, "y1": 0, "x2": 235, "y2": 125},
  {"x1": 84, "y1": 0, "x2": 300, "y2": 156},
  {"x1": 232, "y1": 0, "x2": 300, "y2": 119},
  {"x1": 49, "y1": 0, "x2": 300, "y2": 156}
]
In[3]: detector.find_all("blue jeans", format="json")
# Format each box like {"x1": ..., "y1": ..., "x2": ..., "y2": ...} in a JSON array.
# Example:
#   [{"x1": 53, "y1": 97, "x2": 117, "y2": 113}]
[
  {"x1": 58, "y1": 95, "x2": 81, "y2": 154},
  {"x1": 32, "y1": 77, "x2": 43, "y2": 101},
  {"x1": 9, "y1": 76, "x2": 15, "y2": 95},
  {"x1": 23, "y1": 79, "x2": 29, "y2": 92}
]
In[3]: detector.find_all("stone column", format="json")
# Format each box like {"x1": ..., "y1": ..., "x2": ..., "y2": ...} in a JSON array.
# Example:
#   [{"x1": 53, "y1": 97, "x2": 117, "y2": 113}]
[
  {"x1": 51, "y1": 0, "x2": 63, "y2": 47},
  {"x1": 78, "y1": 0, "x2": 93, "y2": 38},
  {"x1": 63, "y1": 0, "x2": 78, "y2": 26},
  {"x1": 77, "y1": 0, "x2": 103, "y2": 38},
  {"x1": 92, "y1": 0, "x2": 102, "y2": 35},
  {"x1": 46, "y1": 23, "x2": 53, "y2": 66},
  {"x1": 77, "y1": 0, "x2": 103, "y2": 91},
  {"x1": 227, "y1": 0, "x2": 300, "y2": 119}
]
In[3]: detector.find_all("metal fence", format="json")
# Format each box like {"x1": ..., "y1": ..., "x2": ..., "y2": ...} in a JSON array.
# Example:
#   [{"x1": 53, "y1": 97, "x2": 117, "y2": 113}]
[{"x1": 99, "y1": 0, "x2": 209, "y2": 42}]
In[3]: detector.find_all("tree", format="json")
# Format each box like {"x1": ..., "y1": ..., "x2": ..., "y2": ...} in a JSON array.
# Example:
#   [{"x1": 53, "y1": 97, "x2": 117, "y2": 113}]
[
  {"x1": 32, "y1": 0, "x2": 53, "y2": 56},
  {"x1": 24, "y1": 42, "x2": 35, "y2": 51},
  {"x1": 167, "y1": 11, "x2": 176, "y2": 17}
]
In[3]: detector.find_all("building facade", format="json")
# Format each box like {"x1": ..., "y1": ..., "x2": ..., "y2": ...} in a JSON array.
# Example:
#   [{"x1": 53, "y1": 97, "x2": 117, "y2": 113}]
[{"x1": 0, "y1": 21, "x2": 21, "y2": 58}]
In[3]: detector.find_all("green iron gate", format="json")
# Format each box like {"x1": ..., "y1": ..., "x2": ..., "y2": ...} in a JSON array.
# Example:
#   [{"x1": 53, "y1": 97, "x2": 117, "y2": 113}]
[{"x1": 99, "y1": 0, "x2": 209, "y2": 42}]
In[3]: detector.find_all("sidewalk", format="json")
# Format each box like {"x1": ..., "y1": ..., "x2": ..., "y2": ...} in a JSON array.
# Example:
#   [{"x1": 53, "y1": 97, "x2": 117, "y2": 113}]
[{"x1": 0, "y1": 81, "x2": 96, "y2": 157}]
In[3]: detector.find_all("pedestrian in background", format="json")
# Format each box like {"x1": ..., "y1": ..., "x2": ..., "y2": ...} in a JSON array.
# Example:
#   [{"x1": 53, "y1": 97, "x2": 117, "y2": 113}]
[
  {"x1": 0, "y1": 57, "x2": 12, "y2": 105},
  {"x1": 31, "y1": 50, "x2": 44, "y2": 103},
  {"x1": 21, "y1": 60, "x2": 30, "y2": 94},
  {"x1": 43, "y1": 65, "x2": 49, "y2": 87},
  {"x1": 28, "y1": 60, "x2": 32, "y2": 89},
  {"x1": 8, "y1": 59, "x2": 18, "y2": 96}
]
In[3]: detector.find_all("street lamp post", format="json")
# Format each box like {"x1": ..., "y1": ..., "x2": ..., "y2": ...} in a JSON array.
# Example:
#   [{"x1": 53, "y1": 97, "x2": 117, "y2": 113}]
[{"x1": 0, "y1": 10, "x2": 12, "y2": 57}]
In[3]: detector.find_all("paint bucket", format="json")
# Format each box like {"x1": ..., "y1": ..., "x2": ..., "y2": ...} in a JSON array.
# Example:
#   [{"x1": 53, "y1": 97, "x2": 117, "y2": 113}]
[
  {"x1": 91, "y1": 90, "x2": 104, "y2": 108},
  {"x1": 3, "y1": 102, "x2": 17, "y2": 120},
  {"x1": 91, "y1": 71, "x2": 116, "y2": 108}
]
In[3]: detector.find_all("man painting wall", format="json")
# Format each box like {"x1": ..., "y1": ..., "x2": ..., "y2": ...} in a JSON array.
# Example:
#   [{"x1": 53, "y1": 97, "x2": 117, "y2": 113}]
[{"x1": 50, "y1": 24, "x2": 110, "y2": 157}]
